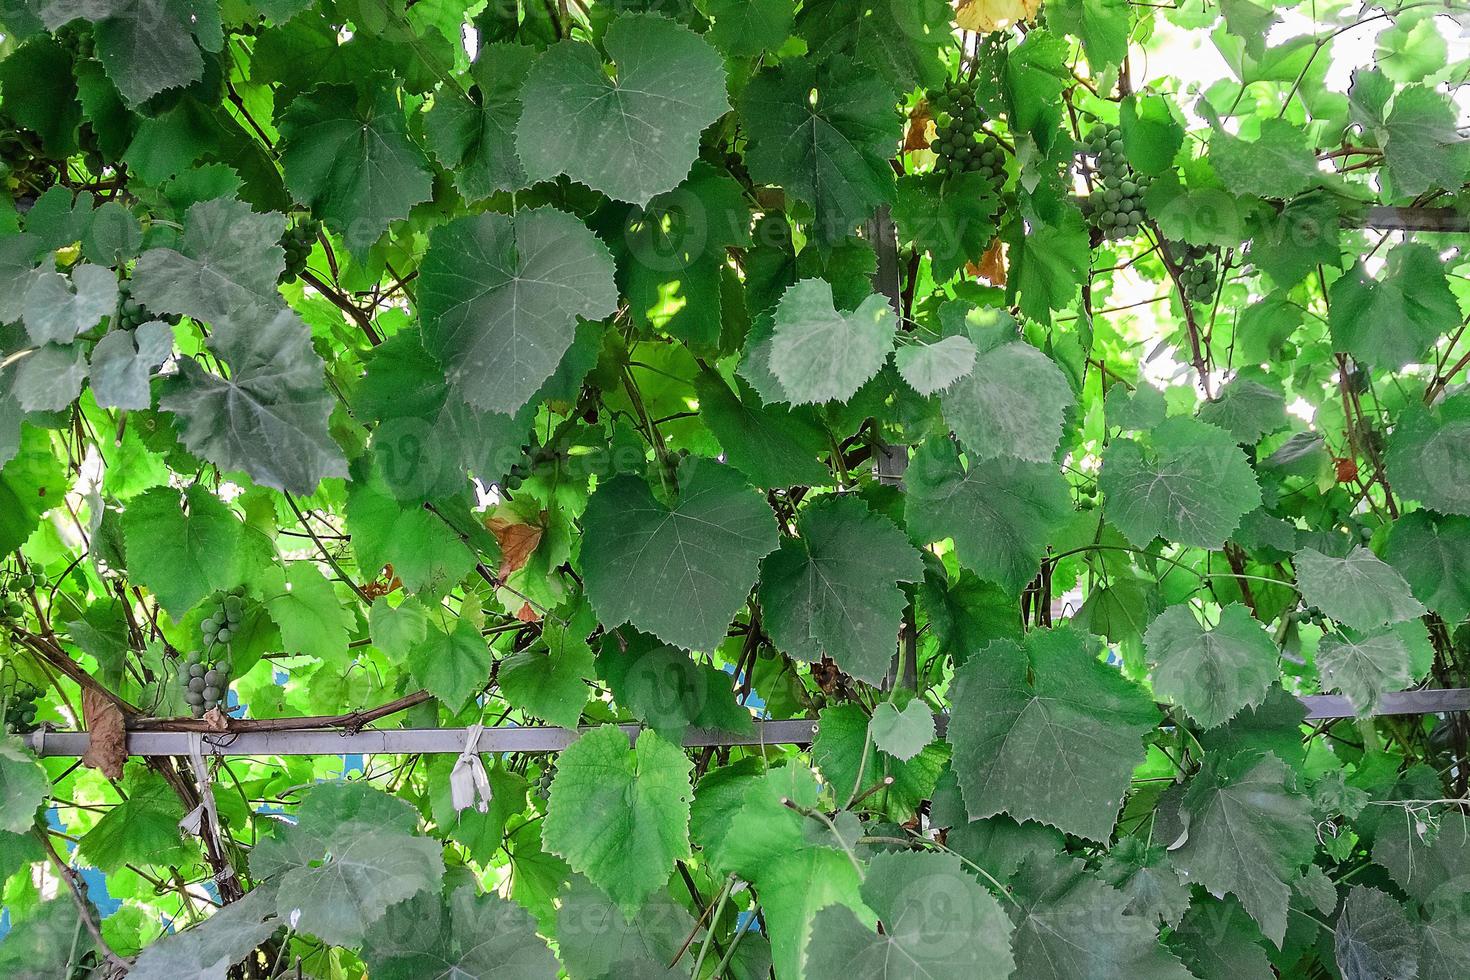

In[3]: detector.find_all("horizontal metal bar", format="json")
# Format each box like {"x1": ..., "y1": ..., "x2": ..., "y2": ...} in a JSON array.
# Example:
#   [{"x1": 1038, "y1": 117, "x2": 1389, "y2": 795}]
[
  {"x1": 1360, "y1": 206, "x2": 1469, "y2": 233},
  {"x1": 21, "y1": 689, "x2": 1470, "y2": 758}
]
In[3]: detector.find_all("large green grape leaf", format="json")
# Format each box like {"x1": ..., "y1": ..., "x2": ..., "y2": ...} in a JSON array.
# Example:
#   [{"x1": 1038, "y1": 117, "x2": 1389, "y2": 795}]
[
  {"x1": 693, "y1": 369, "x2": 830, "y2": 489},
  {"x1": 739, "y1": 58, "x2": 897, "y2": 244},
  {"x1": 1380, "y1": 84, "x2": 1470, "y2": 197},
  {"x1": 130, "y1": 197, "x2": 284, "y2": 323},
  {"x1": 262, "y1": 563, "x2": 352, "y2": 662},
  {"x1": 516, "y1": 13, "x2": 729, "y2": 205},
  {"x1": 36, "y1": 0, "x2": 217, "y2": 105},
  {"x1": 1420, "y1": 903, "x2": 1470, "y2": 980},
  {"x1": 408, "y1": 617, "x2": 491, "y2": 713},
  {"x1": 345, "y1": 470, "x2": 474, "y2": 595},
  {"x1": 1386, "y1": 511, "x2": 1470, "y2": 623},
  {"x1": 1100, "y1": 417, "x2": 1261, "y2": 549},
  {"x1": 1208, "y1": 119, "x2": 1320, "y2": 200},
  {"x1": 1386, "y1": 392, "x2": 1470, "y2": 517},
  {"x1": 251, "y1": 782, "x2": 420, "y2": 878},
  {"x1": 541, "y1": 725, "x2": 694, "y2": 917},
  {"x1": 1316, "y1": 622, "x2": 1431, "y2": 716},
  {"x1": 277, "y1": 829, "x2": 444, "y2": 947},
  {"x1": 8, "y1": 342, "x2": 87, "y2": 413},
  {"x1": 89, "y1": 320, "x2": 173, "y2": 410},
  {"x1": 0, "y1": 899, "x2": 94, "y2": 979},
  {"x1": 758, "y1": 495, "x2": 923, "y2": 685},
  {"x1": 130, "y1": 884, "x2": 282, "y2": 980},
  {"x1": 0, "y1": 427, "x2": 66, "y2": 555},
  {"x1": 120, "y1": 485, "x2": 245, "y2": 618},
  {"x1": 1163, "y1": 752, "x2": 1315, "y2": 946},
  {"x1": 761, "y1": 280, "x2": 897, "y2": 405},
  {"x1": 868, "y1": 700, "x2": 937, "y2": 762},
  {"x1": 805, "y1": 851, "x2": 1015, "y2": 979},
  {"x1": 21, "y1": 263, "x2": 115, "y2": 345},
  {"x1": 417, "y1": 208, "x2": 617, "y2": 416},
  {"x1": 0, "y1": 736, "x2": 46, "y2": 834},
  {"x1": 1334, "y1": 887, "x2": 1418, "y2": 980},
  {"x1": 1329, "y1": 244, "x2": 1460, "y2": 369},
  {"x1": 948, "y1": 627, "x2": 1159, "y2": 841},
  {"x1": 597, "y1": 632, "x2": 753, "y2": 744},
  {"x1": 423, "y1": 43, "x2": 532, "y2": 202},
  {"x1": 580, "y1": 461, "x2": 778, "y2": 652},
  {"x1": 1294, "y1": 546, "x2": 1425, "y2": 631},
  {"x1": 762, "y1": 846, "x2": 871, "y2": 980},
  {"x1": 1097, "y1": 837, "x2": 1192, "y2": 929},
  {"x1": 277, "y1": 77, "x2": 433, "y2": 255},
  {"x1": 1195, "y1": 373, "x2": 1288, "y2": 445},
  {"x1": 704, "y1": 0, "x2": 794, "y2": 57},
  {"x1": 812, "y1": 703, "x2": 947, "y2": 822},
  {"x1": 1009, "y1": 857, "x2": 1195, "y2": 980},
  {"x1": 1143, "y1": 603, "x2": 1279, "y2": 728},
  {"x1": 159, "y1": 306, "x2": 347, "y2": 495},
  {"x1": 941, "y1": 328, "x2": 1075, "y2": 463},
  {"x1": 499, "y1": 617, "x2": 595, "y2": 729},
  {"x1": 798, "y1": 0, "x2": 952, "y2": 93},
  {"x1": 76, "y1": 764, "x2": 194, "y2": 872},
  {"x1": 362, "y1": 887, "x2": 559, "y2": 980},
  {"x1": 1167, "y1": 896, "x2": 1273, "y2": 980},
  {"x1": 555, "y1": 873, "x2": 695, "y2": 980},
  {"x1": 903, "y1": 437, "x2": 1071, "y2": 595},
  {"x1": 1006, "y1": 206, "x2": 1091, "y2": 322}
]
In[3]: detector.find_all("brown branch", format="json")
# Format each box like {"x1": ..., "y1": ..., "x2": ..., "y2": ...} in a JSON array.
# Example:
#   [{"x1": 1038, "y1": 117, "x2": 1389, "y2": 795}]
[
  {"x1": 128, "y1": 689, "x2": 433, "y2": 733},
  {"x1": 299, "y1": 269, "x2": 382, "y2": 346}
]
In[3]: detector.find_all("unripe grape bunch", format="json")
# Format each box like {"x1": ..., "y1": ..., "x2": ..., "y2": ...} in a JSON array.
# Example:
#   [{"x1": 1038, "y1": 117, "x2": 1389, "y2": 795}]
[
  {"x1": 1168, "y1": 241, "x2": 1219, "y2": 304},
  {"x1": 0, "y1": 570, "x2": 40, "y2": 621},
  {"x1": 927, "y1": 79, "x2": 1006, "y2": 196},
  {"x1": 1, "y1": 678, "x2": 41, "y2": 734},
  {"x1": 1079, "y1": 122, "x2": 1150, "y2": 240},
  {"x1": 114, "y1": 279, "x2": 181, "y2": 330},
  {"x1": 182, "y1": 590, "x2": 244, "y2": 718},
  {"x1": 279, "y1": 218, "x2": 321, "y2": 284}
]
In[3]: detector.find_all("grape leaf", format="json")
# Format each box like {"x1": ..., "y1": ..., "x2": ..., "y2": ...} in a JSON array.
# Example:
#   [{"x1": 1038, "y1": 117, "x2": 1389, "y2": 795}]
[
  {"x1": 408, "y1": 617, "x2": 490, "y2": 713},
  {"x1": 942, "y1": 334, "x2": 1075, "y2": 463},
  {"x1": 1316, "y1": 622, "x2": 1431, "y2": 716},
  {"x1": 812, "y1": 702, "x2": 947, "y2": 822},
  {"x1": 89, "y1": 321, "x2": 173, "y2": 410},
  {"x1": 542, "y1": 725, "x2": 694, "y2": 917},
  {"x1": 763, "y1": 279, "x2": 897, "y2": 405},
  {"x1": 1163, "y1": 752, "x2": 1315, "y2": 946},
  {"x1": 1168, "y1": 896, "x2": 1273, "y2": 980},
  {"x1": 555, "y1": 873, "x2": 695, "y2": 980},
  {"x1": 948, "y1": 627, "x2": 1159, "y2": 841},
  {"x1": 805, "y1": 850, "x2": 1015, "y2": 979},
  {"x1": 363, "y1": 887, "x2": 559, "y2": 980},
  {"x1": 1009, "y1": 856, "x2": 1196, "y2": 980},
  {"x1": 36, "y1": 0, "x2": 217, "y2": 105},
  {"x1": 1100, "y1": 417, "x2": 1261, "y2": 549},
  {"x1": 8, "y1": 342, "x2": 87, "y2": 412},
  {"x1": 1381, "y1": 85, "x2": 1470, "y2": 197},
  {"x1": 894, "y1": 334, "x2": 977, "y2": 395},
  {"x1": 1386, "y1": 510, "x2": 1470, "y2": 623},
  {"x1": 345, "y1": 471, "x2": 474, "y2": 595},
  {"x1": 1209, "y1": 119, "x2": 1320, "y2": 199},
  {"x1": 1329, "y1": 244, "x2": 1460, "y2": 369},
  {"x1": 1195, "y1": 373, "x2": 1288, "y2": 445},
  {"x1": 580, "y1": 461, "x2": 778, "y2": 653},
  {"x1": 903, "y1": 437, "x2": 1071, "y2": 595},
  {"x1": 0, "y1": 427, "x2": 65, "y2": 554},
  {"x1": 868, "y1": 700, "x2": 936, "y2": 762},
  {"x1": 75, "y1": 763, "x2": 194, "y2": 872},
  {"x1": 262, "y1": 563, "x2": 352, "y2": 662},
  {"x1": 120, "y1": 485, "x2": 244, "y2": 618},
  {"x1": 423, "y1": 42, "x2": 532, "y2": 202},
  {"x1": 704, "y1": 0, "x2": 794, "y2": 57},
  {"x1": 0, "y1": 736, "x2": 47, "y2": 833},
  {"x1": 1143, "y1": 603, "x2": 1279, "y2": 728},
  {"x1": 516, "y1": 13, "x2": 729, "y2": 205},
  {"x1": 499, "y1": 625, "x2": 594, "y2": 729},
  {"x1": 740, "y1": 58, "x2": 897, "y2": 243},
  {"x1": 417, "y1": 208, "x2": 618, "y2": 416},
  {"x1": 130, "y1": 885, "x2": 282, "y2": 980},
  {"x1": 277, "y1": 77, "x2": 433, "y2": 255},
  {"x1": 597, "y1": 632, "x2": 753, "y2": 744},
  {"x1": 21, "y1": 263, "x2": 115, "y2": 344},
  {"x1": 1294, "y1": 546, "x2": 1425, "y2": 631},
  {"x1": 130, "y1": 197, "x2": 284, "y2": 323},
  {"x1": 1334, "y1": 887, "x2": 1418, "y2": 980},
  {"x1": 758, "y1": 495, "x2": 923, "y2": 684},
  {"x1": 797, "y1": 0, "x2": 952, "y2": 93},
  {"x1": 159, "y1": 305, "x2": 347, "y2": 495},
  {"x1": 693, "y1": 369, "x2": 830, "y2": 489},
  {"x1": 1387, "y1": 392, "x2": 1470, "y2": 517},
  {"x1": 893, "y1": 173, "x2": 1000, "y2": 281},
  {"x1": 1006, "y1": 206, "x2": 1091, "y2": 322}
]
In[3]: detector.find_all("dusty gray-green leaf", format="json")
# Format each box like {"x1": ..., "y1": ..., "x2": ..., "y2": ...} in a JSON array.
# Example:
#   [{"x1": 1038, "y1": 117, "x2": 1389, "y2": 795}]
[
  {"x1": 89, "y1": 321, "x2": 172, "y2": 410},
  {"x1": 894, "y1": 334, "x2": 977, "y2": 395},
  {"x1": 1144, "y1": 603, "x2": 1279, "y2": 728},
  {"x1": 130, "y1": 197, "x2": 285, "y2": 323},
  {"x1": 417, "y1": 208, "x2": 618, "y2": 416},
  {"x1": 22, "y1": 263, "x2": 115, "y2": 344},
  {"x1": 1294, "y1": 546, "x2": 1425, "y2": 631},
  {"x1": 767, "y1": 279, "x2": 897, "y2": 405}
]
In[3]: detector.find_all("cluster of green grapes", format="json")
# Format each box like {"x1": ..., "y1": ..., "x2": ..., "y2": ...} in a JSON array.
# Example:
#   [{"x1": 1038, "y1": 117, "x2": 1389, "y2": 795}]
[
  {"x1": 0, "y1": 570, "x2": 40, "y2": 621},
  {"x1": 278, "y1": 219, "x2": 320, "y2": 284},
  {"x1": 1169, "y1": 241, "x2": 1219, "y2": 304},
  {"x1": 927, "y1": 79, "x2": 1005, "y2": 192},
  {"x1": 503, "y1": 431, "x2": 575, "y2": 493},
  {"x1": 1290, "y1": 605, "x2": 1329, "y2": 628},
  {"x1": 1079, "y1": 123, "x2": 1151, "y2": 240},
  {"x1": 2, "y1": 679, "x2": 40, "y2": 733},
  {"x1": 54, "y1": 21, "x2": 95, "y2": 61},
  {"x1": 115, "y1": 279, "x2": 181, "y2": 330},
  {"x1": 181, "y1": 592, "x2": 243, "y2": 718},
  {"x1": 0, "y1": 129, "x2": 44, "y2": 198}
]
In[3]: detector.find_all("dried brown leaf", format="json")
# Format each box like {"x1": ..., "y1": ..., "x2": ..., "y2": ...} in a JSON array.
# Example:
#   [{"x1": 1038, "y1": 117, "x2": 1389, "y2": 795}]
[{"x1": 81, "y1": 689, "x2": 127, "y2": 779}]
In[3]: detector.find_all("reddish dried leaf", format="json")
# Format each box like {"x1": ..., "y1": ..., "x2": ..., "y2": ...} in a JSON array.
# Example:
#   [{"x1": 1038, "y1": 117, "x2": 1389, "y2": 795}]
[
  {"x1": 905, "y1": 101, "x2": 935, "y2": 152},
  {"x1": 971, "y1": 237, "x2": 1008, "y2": 285},
  {"x1": 488, "y1": 515, "x2": 545, "y2": 579}
]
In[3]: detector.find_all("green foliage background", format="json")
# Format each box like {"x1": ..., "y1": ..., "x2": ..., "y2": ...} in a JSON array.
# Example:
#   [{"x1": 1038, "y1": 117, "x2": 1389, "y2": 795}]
[{"x1": 0, "y1": 0, "x2": 1468, "y2": 977}]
